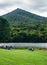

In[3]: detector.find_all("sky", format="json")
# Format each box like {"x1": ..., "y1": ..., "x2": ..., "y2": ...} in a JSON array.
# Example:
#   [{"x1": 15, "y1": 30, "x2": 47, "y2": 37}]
[{"x1": 0, "y1": 0, "x2": 47, "y2": 17}]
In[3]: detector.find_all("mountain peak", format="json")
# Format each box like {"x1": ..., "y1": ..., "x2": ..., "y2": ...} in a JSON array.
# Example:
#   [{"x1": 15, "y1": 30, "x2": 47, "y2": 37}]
[
  {"x1": 15, "y1": 8, "x2": 25, "y2": 12},
  {"x1": 16, "y1": 8, "x2": 21, "y2": 10},
  {"x1": 3, "y1": 8, "x2": 47, "y2": 25},
  {"x1": 16, "y1": 8, "x2": 23, "y2": 11}
]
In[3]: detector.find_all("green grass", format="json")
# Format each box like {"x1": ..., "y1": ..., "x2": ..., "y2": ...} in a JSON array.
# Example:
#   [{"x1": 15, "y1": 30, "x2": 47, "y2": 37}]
[{"x1": 0, "y1": 49, "x2": 47, "y2": 65}]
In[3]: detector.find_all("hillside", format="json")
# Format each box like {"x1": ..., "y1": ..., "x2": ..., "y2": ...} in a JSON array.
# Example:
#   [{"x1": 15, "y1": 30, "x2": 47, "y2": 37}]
[
  {"x1": 3, "y1": 8, "x2": 47, "y2": 25},
  {"x1": 1, "y1": 8, "x2": 47, "y2": 43}
]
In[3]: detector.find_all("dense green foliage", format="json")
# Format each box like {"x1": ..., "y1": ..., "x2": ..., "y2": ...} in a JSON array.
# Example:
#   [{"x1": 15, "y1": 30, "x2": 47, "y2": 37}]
[
  {"x1": 11, "y1": 23, "x2": 47, "y2": 42},
  {"x1": 0, "y1": 17, "x2": 10, "y2": 42},
  {"x1": 0, "y1": 49, "x2": 47, "y2": 65},
  {"x1": 1, "y1": 8, "x2": 47, "y2": 42}
]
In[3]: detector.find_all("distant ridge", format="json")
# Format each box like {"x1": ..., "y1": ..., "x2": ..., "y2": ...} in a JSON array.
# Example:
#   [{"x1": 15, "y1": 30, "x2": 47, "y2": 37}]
[{"x1": 3, "y1": 8, "x2": 47, "y2": 25}]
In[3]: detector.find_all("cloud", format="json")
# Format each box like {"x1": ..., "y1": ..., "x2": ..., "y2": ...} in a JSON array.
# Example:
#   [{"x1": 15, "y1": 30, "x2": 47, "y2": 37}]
[{"x1": 0, "y1": 0, "x2": 47, "y2": 17}]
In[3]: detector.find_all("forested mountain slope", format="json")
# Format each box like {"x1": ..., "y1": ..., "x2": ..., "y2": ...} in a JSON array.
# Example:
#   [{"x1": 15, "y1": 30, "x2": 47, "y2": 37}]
[{"x1": 3, "y1": 8, "x2": 47, "y2": 25}]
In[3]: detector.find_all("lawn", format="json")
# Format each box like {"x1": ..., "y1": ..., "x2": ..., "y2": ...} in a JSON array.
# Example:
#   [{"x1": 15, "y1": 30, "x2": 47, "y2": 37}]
[{"x1": 0, "y1": 49, "x2": 47, "y2": 65}]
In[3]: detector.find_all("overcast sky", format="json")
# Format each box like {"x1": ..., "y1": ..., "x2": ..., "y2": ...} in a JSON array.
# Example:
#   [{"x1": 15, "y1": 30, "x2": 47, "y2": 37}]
[{"x1": 0, "y1": 0, "x2": 47, "y2": 17}]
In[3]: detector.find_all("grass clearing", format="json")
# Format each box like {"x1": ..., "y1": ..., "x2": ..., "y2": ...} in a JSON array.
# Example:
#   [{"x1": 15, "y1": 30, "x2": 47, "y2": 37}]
[{"x1": 0, "y1": 49, "x2": 47, "y2": 65}]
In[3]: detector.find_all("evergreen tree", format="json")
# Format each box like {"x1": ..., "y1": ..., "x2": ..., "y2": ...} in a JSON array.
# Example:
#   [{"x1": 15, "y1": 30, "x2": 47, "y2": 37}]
[{"x1": 0, "y1": 17, "x2": 10, "y2": 42}]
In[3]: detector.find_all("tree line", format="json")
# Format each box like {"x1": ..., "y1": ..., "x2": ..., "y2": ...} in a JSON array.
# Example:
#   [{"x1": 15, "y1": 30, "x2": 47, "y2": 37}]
[{"x1": 0, "y1": 17, "x2": 47, "y2": 43}]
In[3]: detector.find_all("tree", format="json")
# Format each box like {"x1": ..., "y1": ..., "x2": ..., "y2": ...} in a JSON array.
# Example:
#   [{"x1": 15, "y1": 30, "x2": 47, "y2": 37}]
[{"x1": 0, "y1": 17, "x2": 11, "y2": 42}]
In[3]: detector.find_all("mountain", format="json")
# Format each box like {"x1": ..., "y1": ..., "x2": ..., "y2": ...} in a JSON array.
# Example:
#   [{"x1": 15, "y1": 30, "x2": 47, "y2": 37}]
[
  {"x1": 1, "y1": 9, "x2": 47, "y2": 43},
  {"x1": 3, "y1": 8, "x2": 47, "y2": 25}
]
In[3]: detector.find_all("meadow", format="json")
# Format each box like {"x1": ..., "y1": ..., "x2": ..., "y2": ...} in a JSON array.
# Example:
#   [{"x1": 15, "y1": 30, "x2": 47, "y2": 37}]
[{"x1": 0, "y1": 49, "x2": 47, "y2": 65}]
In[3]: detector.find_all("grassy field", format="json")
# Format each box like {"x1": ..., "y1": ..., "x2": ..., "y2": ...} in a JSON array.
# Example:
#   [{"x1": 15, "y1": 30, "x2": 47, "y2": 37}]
[{"x1": 0, "y1": 49, "x2": 47, "y2": 65}]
